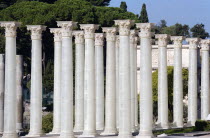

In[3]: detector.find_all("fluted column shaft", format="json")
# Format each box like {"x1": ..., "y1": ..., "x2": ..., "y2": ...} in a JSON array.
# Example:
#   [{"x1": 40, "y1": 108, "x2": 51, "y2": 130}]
[
  {"x1": 0, "y1": 54, "x2": 4, "y2": 134},
  {"x1": 27, "y1": 25, "x2": 46, "y2": 137},
  {"x1": 200, "y1": 40, "x2": 210, "y2": 120},
  {"x1": 73, "y1": 31, "x2": 85, "y2": 132},
  {"x1": 136, "y1": 23, "x2": 154, "y2": 137},
  {"x1": 171, "y1": 36, "x2": 184, "y2": 128},
  {"x1": 101, "y1": 27, "x2": 117, "y2": 135},
  {"x1": 134, "y1": 37, "x2": 139, "y2": 130},
  {"x1": 115, "y1": 36, "x2": 120, "y2": 130},
  {"x1": 80, "y1": 24, "x2": 99, "y2": 137},
  {"x1": 0, "y1": 22, "x2": 20, "y2": 138},
  {"x1": 16, "y1": 55, "x2": 23, "y2": 132},
  {"x1": 130, "y1": 30, "x2": 137, "y2": 132},
  {"x1": 186, "y1": 38, "x2": 199, "y2": 126},
  {"x1": 57, "y1": 21, "x2": 76, "y2": 138},
  {"x1": 115, "y1": 20, "x2": 134, "y2": 138},
  {"x1": 95, "y1": 33, "x2": 105, "y2": 130},
  {"x1": 156, "y1": 34, "x2": 169, "y2": 129},
  {"x1": 50, "y1": 28, "x2": 62, "y2": 134}
]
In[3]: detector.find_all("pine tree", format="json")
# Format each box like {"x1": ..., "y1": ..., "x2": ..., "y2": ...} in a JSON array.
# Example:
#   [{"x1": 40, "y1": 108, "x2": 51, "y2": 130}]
[
  {"x1": 139, "y1": 3, "x2": 149, "y2": 23},
  {"x1": 120, "y1": 1, "x2": 127, "y2": 12}
]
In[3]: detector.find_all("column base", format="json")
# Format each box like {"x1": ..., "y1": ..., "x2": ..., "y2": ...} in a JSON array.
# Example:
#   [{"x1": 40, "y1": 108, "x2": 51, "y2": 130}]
[
  {"x1": 155, "y1": 122, "x2": 169, "y2": 129},
  {"x1": 25, "y1": 131, "x2": 44, "y2": 137},
  {"x1": 137, "y1": 131, "x2": 154, "y2": 138},
  {"x1": 48, "y1": 130, "x2": 60, "y2": 135},
  {"x1": 79, "y1": 131, "x2": 97, "y2": 137},
  {"x1": 118, "y1": 133, "x2": 132, "y2": 138},
  {"x1": 2, "y1": 132, "x2": 18, "y2": 138},
  {"x1": 186, "y1": 121, "x2": 195, "y2": 127},
  {"x1": 171, "y1": 122, "x2": 183, "y2": 128},
  {"x1": 100, "y1": 128, "x2": 118, "y2": 136},
  {"x1": 74, "y1": 126, "x2": 84, "y2": 132},
  {"x1": 16, "y1": 123, "x2": 23, "y2": 132},
  {"x1": 60, "y1": 132, "x2": 74, "y2": 138}
]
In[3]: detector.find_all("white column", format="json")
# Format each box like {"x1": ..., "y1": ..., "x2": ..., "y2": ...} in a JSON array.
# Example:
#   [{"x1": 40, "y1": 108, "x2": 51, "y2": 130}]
[
  {"x1": 186, "y1": 38, "x2": 200, "y2": 126},
  {"x1": 95, "y1": 33, "x2": 105, "y2": 130},
  {"x1": 136, "y1": 23, "x2": 154, "y2": 138},
  {"x1": 57, "y1": 21, "x2": 76, "y2": 138},
  {"x1": 26, "y1": 25, "x2": 46, "y2": 137},
  {"x1": 171, "y1": 36, "x2": 185, "y2": 128},
  {"x1": 49, "y1": 28, "x2": 62, "y2": 134},
  {"x1": 0, "y1": 21, "x2": 20, "y2": 138},
  {"x1": 200, "y1": 39, "x2": 210, "y2": 120},
  {"x1": 73, "y1": 31, "x2": 85, "y2": 132},
  {"x1": 114, "y1": 20, "x2": 134, "y2": 138},
  {"x1": 80, "y1": 24, "x2": 99, "y2": 137},
  {"x1": 156, "y1": 34, "x2": 169, "y2": 129},
  {"x1": 0, "y1": 54, "x2": 4, "y2": 134},
  {"x1": 115, "y1": 36, "x2": 120, "y2": 130},
  {"x1": 134, "y1": 37, "x2": 139, "y2": 130},
  {"x1": 16, "y1": 55, "x2": 23, "y2": 132},
  {"x1": 101, "y1": 27, "x2": 118, "y2": 135},
  {"x1": 130, "y1": 30, "x2": 138, "y2": 133},
  {"x1": 95, "y1": 33, "x2": 105, "y2": 131}
]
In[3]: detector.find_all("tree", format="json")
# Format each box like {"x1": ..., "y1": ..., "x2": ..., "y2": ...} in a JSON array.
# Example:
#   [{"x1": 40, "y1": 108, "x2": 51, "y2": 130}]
[
  {"x1": 191, "y1": 24, "x2": 209, "y2": 39},
  {"x1": 85, "y1": 0, "x2": 111, "y2": 6},
  {"x1": 161, "y1": 23, "x2": 190, "y2": 37},
  {"x1": 139, "y1": 3, "x2": 149, "y2": 23},
  {"x1": 120, "y1": 1, "x2": 127, "y2": 12},
  {"x1": 154, "y1": 19, "x2": 167, "y2": 34}
]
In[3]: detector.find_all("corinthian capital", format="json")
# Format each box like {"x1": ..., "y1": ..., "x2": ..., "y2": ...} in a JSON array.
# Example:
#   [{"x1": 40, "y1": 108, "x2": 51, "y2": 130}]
[
  {"x1": 171, "y1": 36, "x2": 185, "y2": 48},
  {"x1": 57, "y1": 21, "x2": 77, "y2": 37},
  {"x1": 114, "y1": 20, "x2": 135, "y2": 36},
  {"x1": 27, "y1": 25, "x2": 46, "y2": 40},
  {"x1": 186, "y1": 38, "x2": 200, "y2": 49},
  {"x1": 0, "y1": 21, "x2": 21, "y2": 37},
  {"x1": 73, "y1": 31, "x2": 84, "y2": 44},
  {"x1": 136, "y1": 23, "x2": 154, "y2": 38},
  {"x1": 95, "y1": 33, "x2": 104, "y2": 46},
  {"x1": 80, "y1": 24, "x2": 99, "y2": 39},
  {"x1": 50, "y1": 28, "x2": 62, "y2": 42},
  {"x1": 155, "y1": 34, "x2": 169, "y2": 47},
  {"x1": 130, "y1": 30, "x2": 138, "y2": 44},
  {"x1": 200, "y1": 39, "x2": 210, "y2": 51},
  {"x1": 102, "y1": 27, "x2": 117, "y2": 42}
]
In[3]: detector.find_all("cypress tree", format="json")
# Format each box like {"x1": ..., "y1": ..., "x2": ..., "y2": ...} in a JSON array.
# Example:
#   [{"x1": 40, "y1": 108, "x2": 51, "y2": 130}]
[
  {"x1": 120, "y1": 1, "x2": 127, "y2": 12},
  {"x1": 139, "y1": 3, "x2": 149, "y2": 23}
]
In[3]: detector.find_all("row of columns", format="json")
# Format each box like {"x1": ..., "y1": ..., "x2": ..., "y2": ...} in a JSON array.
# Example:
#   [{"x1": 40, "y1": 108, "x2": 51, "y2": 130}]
[{"x1": 1, "y1": 20, "x2": 210, "y2": 138}]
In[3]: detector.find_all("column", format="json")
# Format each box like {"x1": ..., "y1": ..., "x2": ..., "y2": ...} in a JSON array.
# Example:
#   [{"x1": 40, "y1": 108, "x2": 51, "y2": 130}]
[
  {"x1": 156, "y1": 34, "x2": 169, "y2": 129},
  {"x1": 0, "y1": 54, "x2": 4, "y2": 134},
  {"x1": 80, "y1": 24, "x2": 99, "y2": 137},
  {"x1": 136, "y1": 23, "x2": 154, "y2": 138},
  {"x1": 200, "y1": 39, "x2": 210, "y2": 120},
  {"x1": 114, "y1": 20, "x2": 134, "y2": 138},
  {"x1": 130, "y1": 30, "x2": 137, "y2": 133},
  {"x1": 101, "y1": 27, "x2": 118, "y2": 135},
  {"x1": 16, "y1": 55, "x2": 23, "y2": 132},
  {"x1": 73, "y1": 31, "x2": 85, "y2": 132},
  {"x1": 171, "y1": 36, "x2": 185, "y2": 128},
  {"x1": 0, "y1": 21, "x2": 21, "y2": 138},
  {"x1": 49, "y1": 28, "x2": 62, "y2": 134},
  {"x1": 115, "y1": 36, "x2": 120, "y2": 130},
  {"x1": 186, "y1": 38, "x2": 200, "y2": 126},
  {"x1": 95, "y1": 33, "x2": 105, "y2": 131},
  {"x1": 134, "y1": 37, "x2": 139, "y2": 130},
  {"x1": 57, "y1": 21, "x2": 76, "y2": 138},
  {"x1": 26, "y1": 25, "x2": 46, "y2": 137}
]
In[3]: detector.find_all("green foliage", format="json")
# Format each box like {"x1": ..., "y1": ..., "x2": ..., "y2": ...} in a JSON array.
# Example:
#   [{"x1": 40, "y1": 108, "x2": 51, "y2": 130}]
[
  {"x1": 154, "y1": 127, "x2": 195, "y2": 136},
  {"x1": 195, "y1": 120, "x2": 210, "y2": 131},
  {"x1": 42, "y1": 113, "x2": 53, "y2": 133},
  {"x1": 191, "y1": 24, "x2": 209, "y2": 39},
  {"x1": 43, "y1": 60, "x2": 54, "y2": 93},
  {"x1": 85, "y1": 0, "x2": 111, "y2": 6},
  {"x1": 161, "y1": 23, "x2": 190, "y2": 37},
  {"x1": 139, "y1": 3, "x2": 149, "y2": 23},
  {"x1": 120, "y1": 1, "x2": 127, "y2": 12},
  {"x1": 152, "y1": 67, "x2": 188, "y2": 122}
]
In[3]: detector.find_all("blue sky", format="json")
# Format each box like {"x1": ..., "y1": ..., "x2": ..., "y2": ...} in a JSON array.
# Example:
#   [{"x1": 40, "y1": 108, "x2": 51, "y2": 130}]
[{"x1": 110, "y1": 0, "x2": 210, "y2": 33}]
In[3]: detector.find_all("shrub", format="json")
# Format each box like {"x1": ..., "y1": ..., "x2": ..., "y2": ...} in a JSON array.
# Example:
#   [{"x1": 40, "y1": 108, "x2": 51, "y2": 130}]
[
  {"x1": 42, "y1": 113, "x2": 53, "y2": 133},
  {"x1": 195, "y1": 120, "x2": 210, "y2": 131}
]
